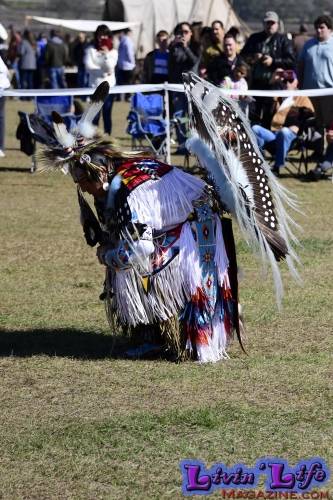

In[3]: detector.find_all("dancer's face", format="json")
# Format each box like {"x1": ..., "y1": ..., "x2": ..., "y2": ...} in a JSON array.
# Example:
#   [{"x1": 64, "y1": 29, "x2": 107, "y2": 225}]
[{"x1": 72, "y1": 167, "x2": 107, "y2": 198}]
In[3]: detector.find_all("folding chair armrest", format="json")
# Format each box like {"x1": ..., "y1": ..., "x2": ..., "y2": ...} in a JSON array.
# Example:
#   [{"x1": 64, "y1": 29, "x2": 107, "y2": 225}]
[
  {"x1": 147, "y1": 115, "x2": 166, "y2": 122},
  {"x1": 61, "y1": 112, "x2": 82, "y2": 119},
  {"x1": 133, "y1": 111, "x2": 166, "y2": 134},
  {"x1": 171, "y1": 116, "x2": 188, "y2": 126}
]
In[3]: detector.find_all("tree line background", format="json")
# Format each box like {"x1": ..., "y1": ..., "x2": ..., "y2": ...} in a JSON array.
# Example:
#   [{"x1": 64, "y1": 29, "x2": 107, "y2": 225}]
[{"x1": 233, "y1": 0, "x2": 332, "y2": 25}]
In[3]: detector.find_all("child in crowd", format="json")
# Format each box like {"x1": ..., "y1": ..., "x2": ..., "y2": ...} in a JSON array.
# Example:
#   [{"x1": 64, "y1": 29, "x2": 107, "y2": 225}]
[{"x1": 220, "y1": 62, "x2": 250, "y2": 114}]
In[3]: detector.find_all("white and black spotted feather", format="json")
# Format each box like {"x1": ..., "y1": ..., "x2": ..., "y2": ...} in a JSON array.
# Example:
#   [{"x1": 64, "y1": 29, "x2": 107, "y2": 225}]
[
  {"x1": 51, "y1": 111, "x2": 76, "y2": 149},
  {"x1": 77, "y1": 81, "x2": 110, "y2": 139},
  {"x1": 184, "y1": 72, "x2": 300, "y2": 305}
]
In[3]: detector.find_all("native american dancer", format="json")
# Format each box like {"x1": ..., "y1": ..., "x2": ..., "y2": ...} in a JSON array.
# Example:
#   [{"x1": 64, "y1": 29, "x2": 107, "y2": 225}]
[{"x1": 38, "y1": 75, "x2": 299, "y2": 363}]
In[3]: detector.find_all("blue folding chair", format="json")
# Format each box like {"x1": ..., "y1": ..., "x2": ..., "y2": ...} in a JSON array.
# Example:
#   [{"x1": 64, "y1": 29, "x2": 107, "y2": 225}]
[
  {"x1": 17, "y1": 95, "x2": 81, "y2": 172},
  {"x1": 35, "y1": 95, "x2": 78, "y2": 131},
  {"x1": 126, "y1": 93, "x2": 167, "y2": 158}
]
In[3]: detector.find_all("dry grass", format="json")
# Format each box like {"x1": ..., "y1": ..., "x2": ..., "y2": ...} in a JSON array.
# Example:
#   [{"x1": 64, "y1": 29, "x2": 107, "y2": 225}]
[{"x1": 0, "y1": 99, "x2": 332, "y2": 499}]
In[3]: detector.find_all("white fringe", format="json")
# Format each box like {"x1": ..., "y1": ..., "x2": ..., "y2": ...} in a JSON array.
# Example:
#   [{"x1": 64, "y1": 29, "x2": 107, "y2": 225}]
[
  {"x1": 196, "y1": 312, "x2": 229, "y2": 363},
  {"x1": 120, "y1": 226, "x2": 154, "y2": 274},
  {"x1": 178, "y1": 222, "x2": 202, "y2": 295},
  {"x1": 127, "y1": 167, "x2": 205, "y2": 229},
  {"x1": 112, "y1": 254, "x2": 189, "y2": 326}
]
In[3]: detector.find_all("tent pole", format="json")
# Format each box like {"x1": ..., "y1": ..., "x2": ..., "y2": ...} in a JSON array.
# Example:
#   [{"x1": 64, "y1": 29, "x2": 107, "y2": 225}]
[{"x1": 164, "y1": 83, "x2": 171, "y2": 164}]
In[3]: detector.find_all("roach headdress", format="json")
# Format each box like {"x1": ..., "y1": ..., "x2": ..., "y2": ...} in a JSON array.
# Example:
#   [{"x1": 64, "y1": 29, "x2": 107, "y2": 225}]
[{"x1": 37, "y1": 82, "x2": 131, "y2": 177}]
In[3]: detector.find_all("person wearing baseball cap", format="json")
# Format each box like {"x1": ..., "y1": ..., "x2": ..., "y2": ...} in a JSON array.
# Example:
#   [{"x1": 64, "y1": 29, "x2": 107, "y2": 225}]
[
  {"x1": 263, "y1": 11, "x2": 279, "y2": 24},
  {"x1": 241, "y1": 10, "x2": 296, "y2": 128}
]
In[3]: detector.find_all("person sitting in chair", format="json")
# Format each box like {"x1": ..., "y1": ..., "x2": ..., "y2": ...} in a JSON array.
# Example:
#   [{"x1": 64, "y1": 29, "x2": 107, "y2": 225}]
[{"x1": 252, "y1": 70, "x2": 314, "y2": 175}]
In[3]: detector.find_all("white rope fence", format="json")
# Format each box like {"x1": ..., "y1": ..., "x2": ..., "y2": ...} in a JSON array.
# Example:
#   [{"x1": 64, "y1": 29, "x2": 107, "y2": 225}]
[
  {"x1": 2, "y1": 83, "x2": 333, "y2": 98},
  {"x1": 3, "y1": 83, "x2": 333, "y2": 165}
]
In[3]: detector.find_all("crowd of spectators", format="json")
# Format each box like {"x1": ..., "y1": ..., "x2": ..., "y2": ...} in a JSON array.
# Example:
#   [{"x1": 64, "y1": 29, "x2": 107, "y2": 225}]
[{"x1": 0, "y1": 13, "x2": 333, "y2": 178}]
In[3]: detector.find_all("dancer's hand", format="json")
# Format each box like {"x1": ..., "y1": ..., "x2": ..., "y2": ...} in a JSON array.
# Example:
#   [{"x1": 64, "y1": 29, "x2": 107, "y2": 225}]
[{"x1": 96, "y1": 245, "x2": 108, "y2": 265}]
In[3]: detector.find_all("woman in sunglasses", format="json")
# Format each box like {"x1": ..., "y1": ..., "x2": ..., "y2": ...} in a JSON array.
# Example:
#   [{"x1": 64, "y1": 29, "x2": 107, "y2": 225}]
[{"x1": 84, "y1": 24, "x2": 118, "y2": 136}]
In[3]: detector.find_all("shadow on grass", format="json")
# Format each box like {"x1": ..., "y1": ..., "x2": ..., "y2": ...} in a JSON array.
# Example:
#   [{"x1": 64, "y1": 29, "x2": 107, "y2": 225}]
[
  {"x1": 299, "y1": 174, "x2": 333, "y2": 183},
  {"x1": 0, "y1": 328, "x2": 133, "y2": 359},
  {"x1": 0, "y1": 166, "x2": 31, "y2": 173}
]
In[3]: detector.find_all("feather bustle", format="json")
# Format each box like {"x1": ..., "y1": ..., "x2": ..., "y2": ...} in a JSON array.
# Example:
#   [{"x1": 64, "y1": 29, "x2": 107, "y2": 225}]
[{"x1": 184, "y1": 71, "x2": 301, "y2": 304}]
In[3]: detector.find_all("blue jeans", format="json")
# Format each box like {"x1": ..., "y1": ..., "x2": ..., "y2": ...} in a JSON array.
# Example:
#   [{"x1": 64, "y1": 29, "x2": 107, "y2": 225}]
[
  {"x1": 20, "y1": 69, "x2": 35, "y2": 90},
  {"x1": 93, "y1": 94, "x2": 114, "y2": 135},
  {"x1": 77, "y1": 67, "x2": 89, "y2": 101},
  {"x1": 324, "y1": 143, "x2": 333, "y2": 162},
  {"x1": 77, "y1": 67, "x2": 89, "y2": 88},
  {"x1": 252, "y1": 125, "x2": 297, "y2": 168},
  {"x1": 49, "y1": 67, "x2": 67, "y2": 89},
  {"x1": 12, "y1": 60, "x2": 21, "y2": 88},
  {"x1": 319, "y1": 143, "x2": 333, "y2": 171}
]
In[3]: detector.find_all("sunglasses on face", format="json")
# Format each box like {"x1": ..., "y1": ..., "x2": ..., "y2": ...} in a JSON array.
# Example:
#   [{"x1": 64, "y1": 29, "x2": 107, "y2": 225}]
[{"x1": 281, "y1": 70, "x2": 296, "y2": 83}]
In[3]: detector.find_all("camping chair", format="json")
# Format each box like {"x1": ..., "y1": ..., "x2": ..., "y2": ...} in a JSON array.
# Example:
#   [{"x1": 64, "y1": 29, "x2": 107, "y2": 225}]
[
  {"x1": 170, "y1": 109, "x2": 191, "y2": 166},
  {"x1": 261, "y1": 118, "x2": 319, "y2": 177},
  {"x1": 126, "y1": 92, "x2": 168, "y2": 159},
  {"x1": 285, "y1": 117, "x2": 321, "y2": 176},
  {"x1": 170, "y1": 110, "x2": 189, "y2": 145},
  {"x1": 17, "y1": 95, "x2": 80, "y2": 172},
  {"x1": 35, "y1": 95, "x2": 78, "y2": 131}
]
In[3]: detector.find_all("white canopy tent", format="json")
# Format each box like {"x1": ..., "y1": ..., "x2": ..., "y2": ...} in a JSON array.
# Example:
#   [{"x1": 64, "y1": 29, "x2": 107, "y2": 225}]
[
  {"x1": 106, "y1": 0, "x2": 248, "y2": 57},
  {"x1": 30, "y1": 0, "x2": 247, "y2": 57},
  {"x1": 29, "y1": 16, "x2": 139, "y2": 33}
]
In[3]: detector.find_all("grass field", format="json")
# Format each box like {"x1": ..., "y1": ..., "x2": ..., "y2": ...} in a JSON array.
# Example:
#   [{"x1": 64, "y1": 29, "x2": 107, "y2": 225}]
[{"x1": 0, "y1": 99, "x2": 332, "y2": 499}]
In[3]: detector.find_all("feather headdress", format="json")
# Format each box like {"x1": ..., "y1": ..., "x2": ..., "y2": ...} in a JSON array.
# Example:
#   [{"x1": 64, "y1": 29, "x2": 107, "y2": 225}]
[
  {"x1": 36, "y1": 82, "x2": 113, "y2": 174},
  {"x1": 183, "y1": 72, "x2": 301, "y2": 305},
  {"x1": 37, "y1": 82, "x2": 152, "y2": 177},
  {"x1": 77, "y1": 81, "x2": 110, "y2": 139}
]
